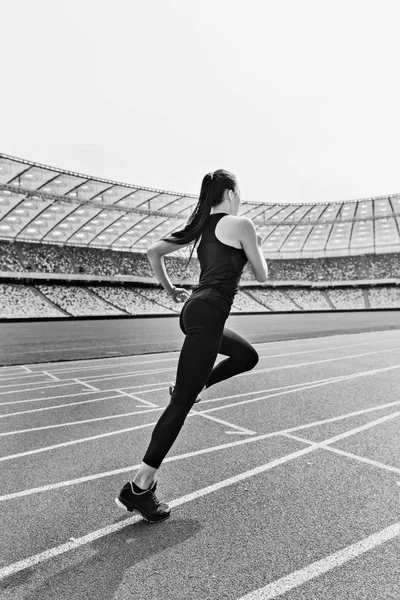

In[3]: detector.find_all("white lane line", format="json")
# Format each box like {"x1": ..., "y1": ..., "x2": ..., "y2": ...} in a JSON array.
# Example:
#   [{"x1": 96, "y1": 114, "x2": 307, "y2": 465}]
[
  {"x1": 115, "y1": 389, "x2": 158, "y2": 408},
  {"x1": 237, "y1": 522, "x2": 400, "y2": 600},
  {"x1": 4, "y1": 364, "x2": 400, "y2": 432},
  {"x1": 39, "y1": 356, "x2": 179, "y2": 375},
  {"x1": 190, "y1": 409, "x2": 256, "y2": 435},
  {"x1": 1, "y1": 413, "x2": 399, "y2": 580},
  {"x1": 0, "y1": 373, "x2": 54, "y2": 384},
  {"x1": 0, "y1": 421, "x2": 160, "y2": 463},
  {"x1": 12, "y1": 333, "x2": 374, "y2": 372},
  {"x1": 0, "y1": 381, "x2": 85, "y2": 397},
  {"x1": 200, "y1": 364, "x2": 400, "y2": 415},
  {"x1": 283, "y1": 433, "x2": 400, "y2": 476},
  {"x1": 43, "y1": 371, "x2": 60, "y2": 382},
  {"x1": 84, "y1": 366, "x2": 177, "y2": 383},
  {"x1": 42, "y1": 337, "x2": 396, "y2": 378},
  {"x1": 136, "y1": 363, "x2": 400, "y2": 399},
  {"x1": 0, "y1": 407, "x2": 159, "y2": 437},
  {"x1": 2, "y1": 343, "x2": 400, "y2": 402},
  {"x1": 0, "y1": 389, "x2": 118, "y2": 408},
  {"x1": 75, "y1": 380, "x2": 99, "y2": 391},
  {"x1": 22, "y1": 329, "x2": 400, "y2": 370},
  {"x1": 79, "y1": 346, "x2": 400, "y2": 384},
  {"x1": 0, "y1": 394, "x2": 127, "y2": 419},
  {"x1": 2, "y1": 365, "x2": 400, "y2": 461},
  {"x1": 21, "y1": 366, "x2": 32, "y2": 373},
  {"x1": 2, "y1": 398, "x2": 400, "y2": 502}
]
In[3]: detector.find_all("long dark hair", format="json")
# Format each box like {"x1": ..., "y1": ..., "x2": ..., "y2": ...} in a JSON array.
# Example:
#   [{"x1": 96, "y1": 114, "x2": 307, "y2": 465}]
[{"x1": 161, "y1": 169, "x2": 237, "y2": 267}]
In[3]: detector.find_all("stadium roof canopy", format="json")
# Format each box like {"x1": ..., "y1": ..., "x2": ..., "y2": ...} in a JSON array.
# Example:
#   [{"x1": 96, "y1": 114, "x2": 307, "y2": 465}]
[{"x1": 1, "y1": 153, "x2": 400, "y2": 257}]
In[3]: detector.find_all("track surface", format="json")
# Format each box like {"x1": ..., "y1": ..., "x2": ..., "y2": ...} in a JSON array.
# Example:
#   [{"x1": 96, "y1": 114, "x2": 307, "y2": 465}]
[
  {"x1": 1, "y1": 310, "x2": 400, "y2": 366},
  {"x1": 0, "y1": 322, "x2": 399, "y2": 599}
]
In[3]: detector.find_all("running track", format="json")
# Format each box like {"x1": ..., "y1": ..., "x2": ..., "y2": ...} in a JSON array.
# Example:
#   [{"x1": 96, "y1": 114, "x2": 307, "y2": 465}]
[{"x1": 0, "y1": 320, "x2": 399, "y2": 598}]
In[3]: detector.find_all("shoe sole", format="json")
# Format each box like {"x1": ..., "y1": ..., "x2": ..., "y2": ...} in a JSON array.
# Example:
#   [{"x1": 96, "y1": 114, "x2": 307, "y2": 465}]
[{"x1": 114, "y1": 497, "x2": 171, "y2": 524}]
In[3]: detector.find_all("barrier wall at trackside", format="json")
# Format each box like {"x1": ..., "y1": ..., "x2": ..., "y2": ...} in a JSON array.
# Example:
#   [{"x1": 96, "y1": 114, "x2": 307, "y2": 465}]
[{"x1": 1, "y1": 307, "x2": 399, "y2": 324}]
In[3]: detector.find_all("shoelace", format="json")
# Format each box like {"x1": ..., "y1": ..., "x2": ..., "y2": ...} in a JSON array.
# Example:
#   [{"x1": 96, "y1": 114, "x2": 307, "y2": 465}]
[{"x1": 149, "y1": 490, "x2": 161, "y2": 507}]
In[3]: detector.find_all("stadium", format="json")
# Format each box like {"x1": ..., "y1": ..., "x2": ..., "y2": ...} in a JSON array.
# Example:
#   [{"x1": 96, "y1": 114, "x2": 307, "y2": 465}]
[
  {"x1": 1, "y1": 152, "x2": 400, "y2": 324},
  {"x1": 1, "y1": 154, "x2": 400, "y2": 599}
]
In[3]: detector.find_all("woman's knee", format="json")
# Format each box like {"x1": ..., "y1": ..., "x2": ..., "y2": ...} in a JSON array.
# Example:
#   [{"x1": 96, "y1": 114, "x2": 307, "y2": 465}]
[{"x1": 244, "y1": 347, "x2": 259, "y2": 371}]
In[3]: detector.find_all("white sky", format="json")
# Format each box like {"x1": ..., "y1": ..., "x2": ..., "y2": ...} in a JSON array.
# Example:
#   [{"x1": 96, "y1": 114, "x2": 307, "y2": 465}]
[{"x1": 1, "y1": 0, "x2": 399, "y2": 205}]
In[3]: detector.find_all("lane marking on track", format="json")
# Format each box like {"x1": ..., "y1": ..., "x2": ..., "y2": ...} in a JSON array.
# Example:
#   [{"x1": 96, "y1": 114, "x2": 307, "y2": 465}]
[
  {"x1": 43, "y1": 371, "x2": 60, "y2": 382},
  {"x1": 0, "y1": 373, "x2": 54, "y2": 384},
  {"x1": 0, "y1": 407, "x2": 159, "y2": 437},
  {"x1": 1, "y1": 364, "x2": 400, "y2": 461},
  {"x1": 0, "y1": 389, "x2": 124, "y2": 410},
  {"x1": 283, "y1": 433, "x2": 400, "y2": 476},
  {"x1": 0, "y1": 339, "x2": 181, "y2": 357},
  {"x1": 237, "y1": 522, "x2": 400, "y2": 600},
  {"x1": 115, "y1": 389, "x2": 158, "y2": 408},
  {"x1": 30, "y1": 337, "x2": 398, "y2": 378},
  {"x1": 2, "y1": 394, "x2": 400, "y2": 502},
  {"x1": 0, "y1": 394, "x2": 129, "y2": 420},
  {"x1": 75, "y1": 380, "x2": 99, "y2": 391},
  {"x1": 200, "y1": 364, "x2": 400, "y2": 415},
  {"x1": 0, "y1": 381, "x2": 87, "y2": 397},
  {"x1": 79, "y1": 346, "x2": 400, "y2": 384},
  {"x1": 6, "y1": 328, "x2": 400, "y2": 370},
  {"x1": 2, "y1": 344, "x2": 400, "y2": 403},
  {"x1": 0, "y1": 411, "x2": 399, "y2": 580},
  {"x1": 190, "y1": 409, "x2": 256, "y2": 435}
]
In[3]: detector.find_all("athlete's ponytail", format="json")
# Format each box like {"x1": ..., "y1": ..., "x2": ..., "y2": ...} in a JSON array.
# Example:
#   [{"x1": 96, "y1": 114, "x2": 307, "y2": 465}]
[{"x1": 161, "y1": 169, "x2": 236, "y2": 267}]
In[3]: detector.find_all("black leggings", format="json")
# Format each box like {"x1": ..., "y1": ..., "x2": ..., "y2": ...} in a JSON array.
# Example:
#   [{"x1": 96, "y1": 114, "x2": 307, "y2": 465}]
[{"x1": 142, "y1": 299, "x2": 259, "y2": 469}]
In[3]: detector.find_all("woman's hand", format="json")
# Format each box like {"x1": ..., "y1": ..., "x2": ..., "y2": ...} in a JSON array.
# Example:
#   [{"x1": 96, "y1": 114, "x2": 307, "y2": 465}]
[
  {"x1": 256, "y1": 233, "x2": 263, "y2": 246},
  {"x1": 169, "y1": 287, "x2": 190, "y2": 303}
]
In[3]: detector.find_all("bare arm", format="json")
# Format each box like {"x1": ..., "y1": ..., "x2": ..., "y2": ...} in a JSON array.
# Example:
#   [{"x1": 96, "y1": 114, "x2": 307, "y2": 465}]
[
  {"x1": 238, "y1": 218, "x2": 269, "y2": 282},
  {"x1": 146, "y1": 239, "x2": 192, "y2": 298}
]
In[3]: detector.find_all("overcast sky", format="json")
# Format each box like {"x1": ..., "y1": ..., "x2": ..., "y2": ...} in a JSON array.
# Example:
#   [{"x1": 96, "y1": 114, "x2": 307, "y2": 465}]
[{"x1": 1, "y1": 0, "x2": 399, "y2": 205}]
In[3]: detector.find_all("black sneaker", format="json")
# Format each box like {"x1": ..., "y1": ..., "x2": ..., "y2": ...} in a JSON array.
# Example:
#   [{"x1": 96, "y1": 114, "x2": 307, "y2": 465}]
[
  {"x1": 115, "y1": 480, "x2": 171, "y2": 523},
  {"x1": 169, "y1": 383, "x2": 202, "y2": 404}
]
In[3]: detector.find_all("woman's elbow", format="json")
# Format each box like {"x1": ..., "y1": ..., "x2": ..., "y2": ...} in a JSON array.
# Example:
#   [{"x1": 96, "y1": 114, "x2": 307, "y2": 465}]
[{"x1": 257, "y1": 267, "x2": 269, "y2": 283}]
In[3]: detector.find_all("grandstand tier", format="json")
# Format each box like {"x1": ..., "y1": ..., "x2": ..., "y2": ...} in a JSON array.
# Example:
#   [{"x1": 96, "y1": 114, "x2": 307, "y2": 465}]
[
  {"x1": 1, "y1": 241, "x2": 400, "y2": 284},
  {"x1": 1, "y1": 153, "x2": 400, "y2": 258},
  {"x1": 1, "y1": 282, "x2": 400, "y2": 319}
]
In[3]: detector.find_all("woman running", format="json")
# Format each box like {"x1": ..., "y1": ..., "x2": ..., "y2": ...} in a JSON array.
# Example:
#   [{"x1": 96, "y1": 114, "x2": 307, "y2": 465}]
[{"x1": 115, "y1": 169, "x2": 269, "y2": 522}]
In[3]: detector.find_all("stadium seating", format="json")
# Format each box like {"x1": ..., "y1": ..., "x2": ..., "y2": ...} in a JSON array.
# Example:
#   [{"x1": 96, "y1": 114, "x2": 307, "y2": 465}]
[
  {"x1": 368, "y1": 286, "x2": 400, "y2": 308},
  {"x1": 2, "y1": 240, "x2": 400, "y2": 284},
  {"x1": 89, "y1": 285, "x2": 175, "y2": 315},
  {"x1": 19, "y1": 242, "x2": 77, "y2": 274},
  {"x1": 0, "y1": 283, "x2": 65, "y2": 318},
  {"x1": 326, "y1": 287, "x2": 366, "y2": 309},
  {"x1": 230, "y1": 290, "x2": 271, "y2": 312},
  {"x1": 37, "y1": 285, "x2": 126, "y2": 316},
  {"x1": 246, "y1": 288, "x2": 298, "y2": 311},
  {"x1": 285, "y1": 289, "x2": 332, "y2": 310},
  {"x1": 0, "y1": 241, "x2": 25, "y2": 272}
]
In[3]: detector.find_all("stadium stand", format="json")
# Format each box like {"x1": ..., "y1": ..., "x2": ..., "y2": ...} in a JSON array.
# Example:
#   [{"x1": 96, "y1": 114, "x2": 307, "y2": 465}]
[
  {"x1": 66, "y1": 246, "x2": 120, "y2": 276},
  {"x1": 368, "y1": 286, "x2": 400, "y2": 308},
  {"x1": 0, "y1": 283, "x2": 65, "y2": 318},
  {"x1": 319, "y1": 256, "x2": 361, "y2": 281},
  {"x1": 1, "y1": 154, "x2": 400, "y2": 318},
  {"x1": 19, "y1": 241, "x2": 77, "y2": 274},
  {"x1": 246, "y1": 288, "x2": 298, "y2": 311},
  {"x1": 285, "y1": 289, "x2": 332, "y2": 310},
  {"x1": 118, "y1": 252, "x2": 153, "y2": 277},
  {"x1": 0, "y1": 241, "x2": 25, "y2": 272},
  {"x1": 37, "y1": 285, "x2": 126, "y2": 316},
  {"x1": 364, "y1": 253, "x2": 400, "y2": 279},
  {"x1": 90, "y1": 285, "x2": 175, "y2": 315},
  {"x1": 230, "y1": 290, "x2": 271, "y2": 312},
  {"x1": 326, "y1": 287, "x2": 366, "y2": 310}
]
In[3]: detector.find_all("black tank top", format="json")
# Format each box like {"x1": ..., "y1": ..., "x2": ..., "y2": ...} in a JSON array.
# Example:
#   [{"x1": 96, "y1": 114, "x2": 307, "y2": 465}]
[{"x1": 188, "y1": 213, "x2": 248, "y2": 316}]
